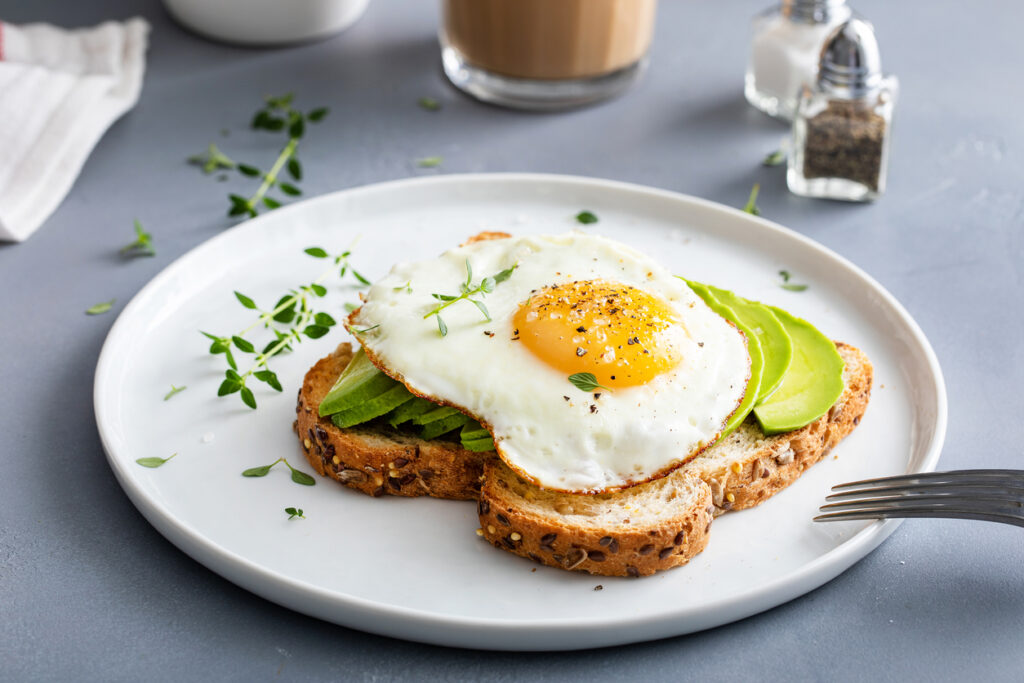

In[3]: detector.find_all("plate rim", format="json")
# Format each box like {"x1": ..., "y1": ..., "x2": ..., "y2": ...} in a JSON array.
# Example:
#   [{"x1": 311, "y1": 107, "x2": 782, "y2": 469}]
[{"x1": 94, "y1": 172, "x2": 948, "y2": 650}]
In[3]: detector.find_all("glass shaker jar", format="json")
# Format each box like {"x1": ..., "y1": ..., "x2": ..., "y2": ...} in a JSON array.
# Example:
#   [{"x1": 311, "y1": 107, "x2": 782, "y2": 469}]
[
  {"x1": 745, "y1": 0, "x2": 852, "y2": 121},
  {"x1": 440, "y1": 0, "x2": 658, "y2": 110},
  {"x1": 787, "y1": 19, "x2": 898, "y2": 201}
]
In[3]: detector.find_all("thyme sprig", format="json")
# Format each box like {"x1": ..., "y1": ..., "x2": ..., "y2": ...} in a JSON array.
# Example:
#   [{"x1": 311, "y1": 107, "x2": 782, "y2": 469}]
[
  {"x1": 202, "y1": 246, "x2": 367, "y2": 409},
  {"x1": 285, "y1": 506, "x2": 306, "y2": 519},
  {"x1": 163, "y1": 384, "x2": 187, "y2": 401},
  {"x1": 120, "y1": 220, "x2": 155, "y2": 257},
  {"x1": 742, "y1": 183, "x2": 761, "y2": 216},
  {"x1": 242, "y1": 457, "x2": 316, "y2": 485},
  {"x1": 778, "y1": 269, "x2": 809, "y2": 292},
  {"x1": 188, "y1": 143, "x2": 235, "y2": 174},
  {"x1": 190, "y1": 94, "x2": 329, "y2": 219},
  {"x1": 423, "y1": 260, "x2": 517, "y2": 336}
]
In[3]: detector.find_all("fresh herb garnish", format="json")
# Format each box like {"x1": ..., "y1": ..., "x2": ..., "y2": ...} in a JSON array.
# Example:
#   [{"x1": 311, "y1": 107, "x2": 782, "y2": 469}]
[
  {"x1": 242, "y1": 457, "x2": 316, "y2": 485},
  {"x1": 163, "y1": 384, "x2": 187, "y2": 401},
  {"x1": 285, "y1": 507, "x2": 305, "y2": 519},
  {"x1": 742, "y1": 183, "x2": 761, "y2": 216},
  {"x1": 423, "y1": 261, "x2": 517, "y2": 336},
  {"x1": 762, "y1": 149, "x2": 786, "y2": 166},
  {"x1": 136, "y1": 453, "x2": 177, "y2": 468},
  {"x1": 568, "y1": 372, "x2": 612, "y2": 393},
  {"x1": 393, "y1": 281, "x2": 412, "y2": 293},
  {"x1": 351, "y1": 324, "x2": 380, "y2": 335},
  {"x1": 188, "y1": 143, "x2": 235, "y2": 174},
  {"x1": 417, "y1": 156, "x2": 443, "y2": 168},
  {"x1": 575, "y1": 210, "x2": 599, "y2": 225},
  {"x1": 203, "y1": 246, "x2": 367, "y2": 409},
  {"x1": 190, "y1": 94, "x2": 328, "y2": 219},
  {"x1": 778, "y1": 269, "x2": 808, "y2": 291},
  {"x1": 418, "y1": 97, "x2": 441, "y2": 111},
  {"x1": 120, "y1": 219, "x2": 155, "y2": 257},
  {"x1": 86, "y1": 299, "x2": 115, "y2": 315}
]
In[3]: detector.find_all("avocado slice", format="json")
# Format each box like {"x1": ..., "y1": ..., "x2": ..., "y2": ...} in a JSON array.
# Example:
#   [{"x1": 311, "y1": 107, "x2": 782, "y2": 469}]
[
  {"x1": 752, "y1": 307, "x2": 844, "y2": 435},
  {"x1": 705, "y1": 285, "x2": 793, "y2": 404},
  {"x1": 319, "y1": 346, "x2": 401, "y2": 417},
  {"x1": 462, "y1": 436, "x2": 496, "y2": 452},
  {"x1": 412, "y1": 406, "x2": 462, "y2": 426},
  {"x1": 330, "y1": 383, "x2": 414, "y2": 428},
  {"x1": 686, "y1": 281, "x2": 763, "y2": 439},
  {"x1": 420, "y1": 411, "x2": 472, "y2": 440},
  {"x1": 461, "y1": 421, "x2": 496, "y2": 452},
  {"x1": 386, "y1": 396, "x2": 436, "y2": 428}
]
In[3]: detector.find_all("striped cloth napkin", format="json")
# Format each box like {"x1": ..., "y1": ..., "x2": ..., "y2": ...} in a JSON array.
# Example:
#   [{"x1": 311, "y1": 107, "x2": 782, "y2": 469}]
[{"x1": 0, "y1": 17, "x2": 149, "y2": 242}]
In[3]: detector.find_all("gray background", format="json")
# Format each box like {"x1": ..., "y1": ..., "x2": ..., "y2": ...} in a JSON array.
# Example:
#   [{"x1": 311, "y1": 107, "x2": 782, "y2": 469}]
[{"x1": 2, "y1": 0, "x2": 1022, "y2": 680}]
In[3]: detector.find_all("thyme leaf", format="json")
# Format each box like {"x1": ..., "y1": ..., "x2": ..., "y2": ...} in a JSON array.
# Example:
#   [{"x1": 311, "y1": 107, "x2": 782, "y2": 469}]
[
  {"x1": 418, "y1": 97, "x2": 441, "y2": 111},
  {"x1": 86, "y1": 300, "x2": 115, "y2": 315},
  {"x1": 136, "y1": 453, "x2": 177, "y2": 468},
  {"x1": 762, "y1": 149, "x2": 786, "y2": 166},
  {"x1": 568, "y1": 373, "x2": 612, "y2": 393}
]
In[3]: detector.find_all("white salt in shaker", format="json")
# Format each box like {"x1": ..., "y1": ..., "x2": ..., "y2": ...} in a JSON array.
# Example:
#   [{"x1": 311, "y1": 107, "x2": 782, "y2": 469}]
[{"x1": 745, "y1": 0, "x2": 853, "y2": 121}]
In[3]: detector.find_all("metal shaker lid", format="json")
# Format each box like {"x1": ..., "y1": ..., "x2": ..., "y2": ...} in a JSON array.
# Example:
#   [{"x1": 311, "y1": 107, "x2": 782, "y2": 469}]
[
  {"x1": 782, "y1": 0, "x2": 849, "y2": 24},
  {"x1": 818, "y1": 19, "x2": 883, "y2": 97}
]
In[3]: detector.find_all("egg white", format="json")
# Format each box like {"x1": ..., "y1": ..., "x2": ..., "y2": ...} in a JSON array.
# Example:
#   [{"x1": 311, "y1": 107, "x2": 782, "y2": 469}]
[{"x1": 350, "y1": 233, "x2": 750, "y2": 493}]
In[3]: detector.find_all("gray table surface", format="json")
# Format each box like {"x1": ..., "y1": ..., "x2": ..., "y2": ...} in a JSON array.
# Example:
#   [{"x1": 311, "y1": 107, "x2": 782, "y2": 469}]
[{"x1": 3, "y1": 0, "x2": 1023, "y2": 680}]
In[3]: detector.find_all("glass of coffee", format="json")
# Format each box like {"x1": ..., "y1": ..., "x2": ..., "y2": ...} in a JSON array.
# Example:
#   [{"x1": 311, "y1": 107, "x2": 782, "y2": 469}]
[{"x1": 440, "y1": 0, "x2": 658, "y2": 110}]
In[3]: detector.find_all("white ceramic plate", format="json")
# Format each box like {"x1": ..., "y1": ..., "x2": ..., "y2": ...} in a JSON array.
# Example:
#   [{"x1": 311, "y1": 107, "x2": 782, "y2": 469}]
[{"x1": 95, "y1": 174, "x2": 946, "y2": 651}]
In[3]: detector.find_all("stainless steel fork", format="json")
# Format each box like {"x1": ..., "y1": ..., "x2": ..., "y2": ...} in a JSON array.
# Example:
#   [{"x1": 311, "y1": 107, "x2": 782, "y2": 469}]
[{"x1": 814, "y1": 470, "x2": 1024, "y2": 527}]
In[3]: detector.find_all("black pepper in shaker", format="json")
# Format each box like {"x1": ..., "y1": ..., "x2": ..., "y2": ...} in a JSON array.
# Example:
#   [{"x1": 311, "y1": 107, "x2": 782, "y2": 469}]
[{"x1": 787, "y1": 18, "x2": 898, "y2": 201}]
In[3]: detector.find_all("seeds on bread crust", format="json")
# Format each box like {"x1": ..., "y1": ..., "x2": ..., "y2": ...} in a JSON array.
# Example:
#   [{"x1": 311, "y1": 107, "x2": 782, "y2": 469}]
[{"x1": 476, "y1": 459, "x2": 714, "y2": 577}]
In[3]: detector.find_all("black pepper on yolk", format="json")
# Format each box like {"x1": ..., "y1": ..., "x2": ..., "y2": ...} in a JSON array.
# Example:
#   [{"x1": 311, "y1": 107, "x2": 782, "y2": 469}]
[{"x1": 512, "y1": 280, "x2": 687, "y2": 387}]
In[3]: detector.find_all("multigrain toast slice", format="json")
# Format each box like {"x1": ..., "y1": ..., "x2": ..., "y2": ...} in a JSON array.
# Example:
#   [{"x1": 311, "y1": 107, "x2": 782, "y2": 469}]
[
  {"x1": 475, "y1": 343, "x2": 872, "y2": 576},
  {"x1": 294, "y1": 343, "x2": 491, "y2": 500},
  {"x1": 478, "y1": 462, "x2": 713, "y2": 577}
]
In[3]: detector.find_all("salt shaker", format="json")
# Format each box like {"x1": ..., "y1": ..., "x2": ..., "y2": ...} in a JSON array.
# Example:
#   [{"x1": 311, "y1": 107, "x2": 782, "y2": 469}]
[
  {"x1": 745, "y1": 0, "x2": 853, "y2": 121},
  {"x1": 787, "y1": 19, "x2": 898, "y2": 202}
]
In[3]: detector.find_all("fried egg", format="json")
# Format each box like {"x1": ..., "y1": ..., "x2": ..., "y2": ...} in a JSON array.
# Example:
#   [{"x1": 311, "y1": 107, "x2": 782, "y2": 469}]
[{"x1": 349, "y1": 233, "x2": 750, "y2": 493}]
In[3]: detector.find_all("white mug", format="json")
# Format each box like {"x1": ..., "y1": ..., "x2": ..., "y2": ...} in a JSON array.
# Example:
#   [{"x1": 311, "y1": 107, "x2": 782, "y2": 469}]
[{"x1": 162, "y1": 0, "x2": 370, "y2": 45}]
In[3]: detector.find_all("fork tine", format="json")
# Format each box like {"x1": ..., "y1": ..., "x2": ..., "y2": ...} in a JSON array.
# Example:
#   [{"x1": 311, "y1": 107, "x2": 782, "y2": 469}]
[
  {"x1": 820, "y1": 495, "x2": 1024, "y2": 513},
  {"x1": 831, "y1": 469, "x2": 1024, "y2": 491},
  {"x1": 826, "y1": 482, "x2": 1024, "y2": 501},
  {"x1": 814, "y1": 508, "x2": 1024, "y2": 528}
]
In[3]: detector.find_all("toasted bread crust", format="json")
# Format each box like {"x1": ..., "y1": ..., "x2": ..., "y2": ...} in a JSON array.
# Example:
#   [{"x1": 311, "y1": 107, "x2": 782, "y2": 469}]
[
  {"x1": 477, "y1": 462, "x2": 713, "y2": 577},
  {"x1": 294, "y1": 343, "x2": 490, "y2": 500},
  {"x1": 685, "y1": 342, "x2": 873, "y2": 515}
]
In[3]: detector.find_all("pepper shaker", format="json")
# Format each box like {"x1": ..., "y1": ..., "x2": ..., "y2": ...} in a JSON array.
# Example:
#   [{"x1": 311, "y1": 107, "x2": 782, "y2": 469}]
[
  {"x1": 745, "y1": 0, "x2": 853, "y2": 121},
  {"x1": 787, "y1": 19, "x2": 898, "y2": 201}
]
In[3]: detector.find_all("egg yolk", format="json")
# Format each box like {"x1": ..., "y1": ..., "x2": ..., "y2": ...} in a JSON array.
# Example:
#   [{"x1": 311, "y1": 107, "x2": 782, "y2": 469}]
[{"x1": 512, "y1": 280, "x2": 686, "y2": 387}]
